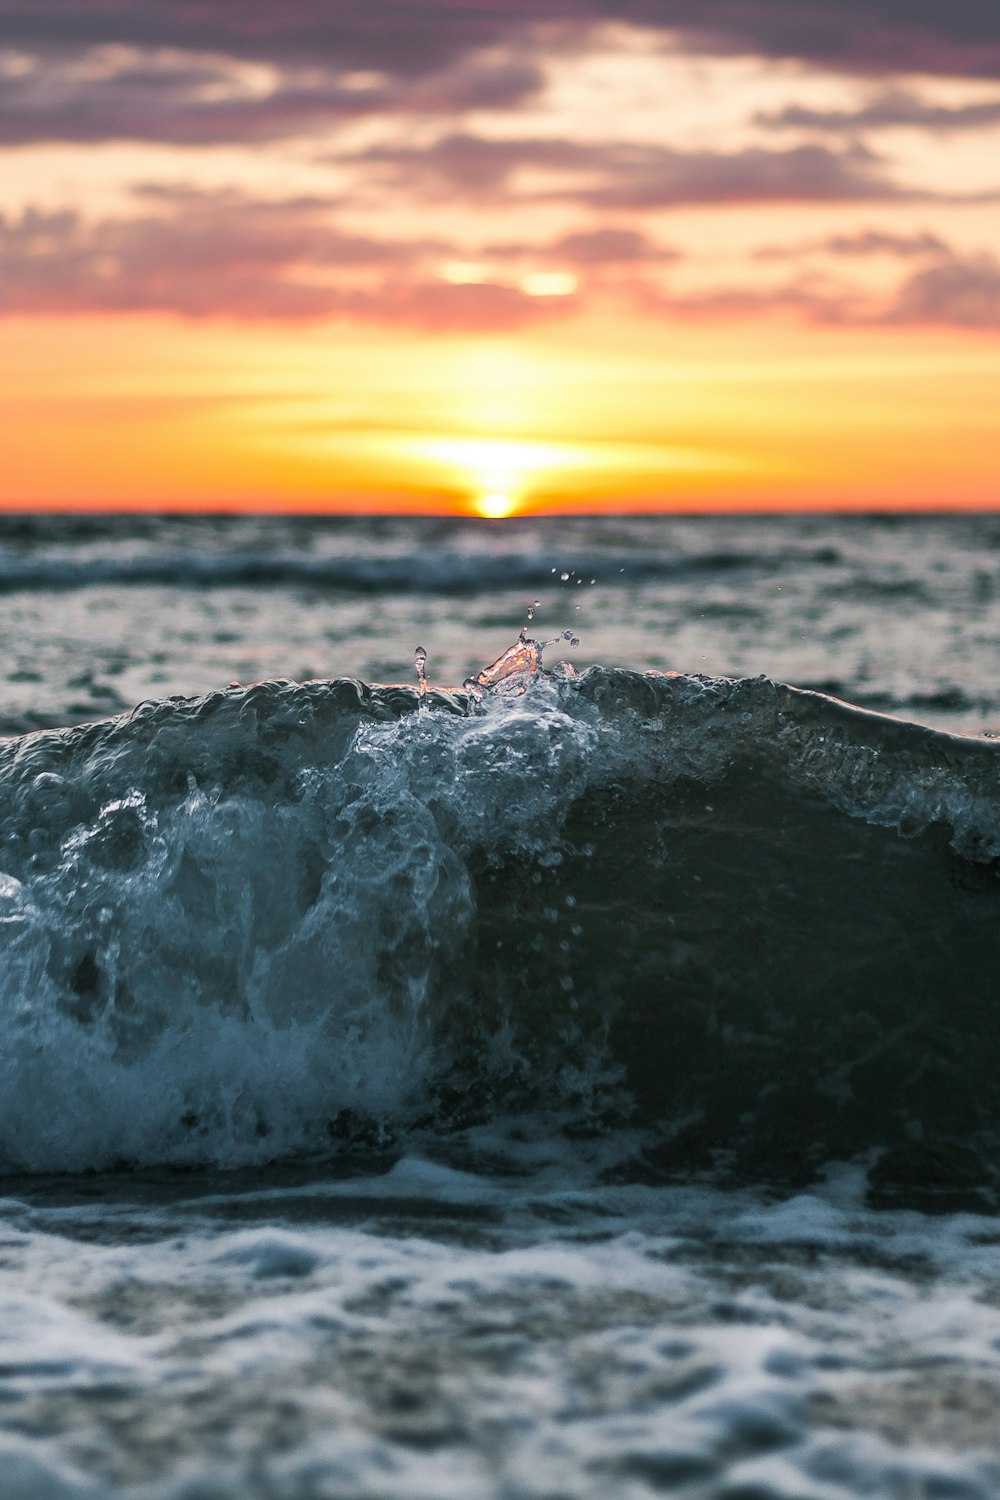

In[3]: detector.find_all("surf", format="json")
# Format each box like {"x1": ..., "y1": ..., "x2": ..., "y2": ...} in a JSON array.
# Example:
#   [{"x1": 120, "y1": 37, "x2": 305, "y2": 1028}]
[{"x1": 0, "y1": 665, "x2": 998, "y2": 1199}]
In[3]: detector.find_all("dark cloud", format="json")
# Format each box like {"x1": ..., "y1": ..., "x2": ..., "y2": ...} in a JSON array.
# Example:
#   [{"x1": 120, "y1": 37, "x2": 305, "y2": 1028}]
[
  {"x1": 607, "y1": 1, "x2": 1000, "y2": 79},
  {"x1": 755, "y1": 229, "x2": 950, "y2": 260},
  {"x1": 0, "y1": 49, "x2": 545, "y2": 146},
  {"x1": 1, "y1": 1, "x2": 999, "y2": 156},
  {"x1": 0, "y1": 196, "x2": 569, "y2": 328},
  {"x1": 758, "y1": 90, "x2": 1000, "y2": 135},
  {"x1": 0, "y1": 2, "x2": 545, "y2": 78},
  {"x1": 2, "y1": 1, "x2": 999, "y2": 81},
  {"x1": 352, "y1": 133, "x2": 913, "y2": 206}
]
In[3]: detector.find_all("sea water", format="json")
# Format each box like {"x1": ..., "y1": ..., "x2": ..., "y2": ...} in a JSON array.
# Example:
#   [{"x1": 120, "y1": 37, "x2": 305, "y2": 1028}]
[{"x1": 0, "y1": 512, "x2": 999, "y2": 1499}]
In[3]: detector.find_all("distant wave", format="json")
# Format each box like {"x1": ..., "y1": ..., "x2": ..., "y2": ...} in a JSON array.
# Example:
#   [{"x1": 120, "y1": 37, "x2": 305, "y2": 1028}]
[
  {"x1": 1, "y1": 667, "x2": 999, "y2": 1196},
  {"x1": 0, "y1": 546, "x2": 840, "y2": 595}
]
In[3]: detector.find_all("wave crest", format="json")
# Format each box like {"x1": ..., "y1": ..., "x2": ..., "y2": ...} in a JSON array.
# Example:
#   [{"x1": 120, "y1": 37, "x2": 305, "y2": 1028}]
[{"x1": 1, "y1": 669, "x2": 999, "y2": 1194}]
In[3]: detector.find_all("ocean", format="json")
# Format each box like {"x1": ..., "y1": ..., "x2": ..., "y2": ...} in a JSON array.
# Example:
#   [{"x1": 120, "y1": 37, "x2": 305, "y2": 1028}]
[{"x1": 0, "y1": 510, "x2": 999, "y2": 1499}]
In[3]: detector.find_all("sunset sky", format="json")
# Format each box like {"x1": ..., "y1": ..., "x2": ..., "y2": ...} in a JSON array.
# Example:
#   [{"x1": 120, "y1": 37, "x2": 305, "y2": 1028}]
[{"x1": 3, "y1": 1, "x2": 1000, "y2": 514}]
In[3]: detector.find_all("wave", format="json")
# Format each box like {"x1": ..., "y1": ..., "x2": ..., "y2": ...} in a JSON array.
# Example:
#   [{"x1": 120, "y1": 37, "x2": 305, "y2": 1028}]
[
  {"x1": 0, "y1": 545, "x2": 838, "y2": 595},
  {"x1": 1, "y1": 667, "x2": 999, "y2": 1197}
]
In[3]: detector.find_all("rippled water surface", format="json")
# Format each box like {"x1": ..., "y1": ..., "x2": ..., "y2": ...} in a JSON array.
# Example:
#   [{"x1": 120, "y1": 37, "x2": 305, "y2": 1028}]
[
  {"x1": 2, "y1": 510, "x2": 999, "y2": 733},
  {"x1": 1, "y1": 511, "x2": 999, "y2": 1499}
]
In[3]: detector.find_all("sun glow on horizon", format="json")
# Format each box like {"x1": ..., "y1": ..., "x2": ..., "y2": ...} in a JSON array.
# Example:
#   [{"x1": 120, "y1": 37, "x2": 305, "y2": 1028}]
[
  {"x1": 411, "y1": 435, "x2": 589, "y2": 518},
  {"x1": 476, "y1": 491, "x2": 516, "y2": 519}
]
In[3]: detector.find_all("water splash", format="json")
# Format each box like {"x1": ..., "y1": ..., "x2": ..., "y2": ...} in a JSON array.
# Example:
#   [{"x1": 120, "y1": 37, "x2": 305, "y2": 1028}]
[
  {"x1": 464, "y1": 628, "x2": 579, "y2": 698},
  {"x1": 414, "y1": 645, "x2": 428, "y2": 699}
]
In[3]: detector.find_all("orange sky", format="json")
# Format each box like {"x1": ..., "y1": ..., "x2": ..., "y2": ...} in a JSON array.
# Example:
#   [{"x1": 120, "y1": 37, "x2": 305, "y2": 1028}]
[{"x1": 3, "y1": 4, "x2": 1000, "y2": 513}]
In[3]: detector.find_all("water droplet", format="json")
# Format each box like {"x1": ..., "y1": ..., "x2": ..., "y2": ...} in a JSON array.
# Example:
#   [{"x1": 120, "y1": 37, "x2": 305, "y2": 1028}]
[
  {"x1": 414, "y1": 645, "x2": 428, "y2": 698},
  {"x1": 570, "y1": 637, "x2": 580, "y2": 648},
  {"x1": 560, "y1": 572, "x2": 570, "y2": 582}
]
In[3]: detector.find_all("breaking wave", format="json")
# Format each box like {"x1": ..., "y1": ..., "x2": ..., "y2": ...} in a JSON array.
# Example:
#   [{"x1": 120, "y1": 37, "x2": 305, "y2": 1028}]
[{"x1": 1, "y1": 667, "x2": 999, "y2": 1195}]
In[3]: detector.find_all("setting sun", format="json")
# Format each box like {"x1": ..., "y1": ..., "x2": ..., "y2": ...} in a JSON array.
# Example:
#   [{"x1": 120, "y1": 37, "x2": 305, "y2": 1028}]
[
  {"x1": 476, "y1": 492, "x2": 516, "y2": 519},
  {"x1": 410, "y1": 435, "x2": 586, "y2": 517}
]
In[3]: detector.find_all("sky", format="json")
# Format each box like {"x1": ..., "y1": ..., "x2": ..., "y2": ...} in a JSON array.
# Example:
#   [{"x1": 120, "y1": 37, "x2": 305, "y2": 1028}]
[{"x1": 2, "y1": 0, "x2": 1000, "y2": 514}]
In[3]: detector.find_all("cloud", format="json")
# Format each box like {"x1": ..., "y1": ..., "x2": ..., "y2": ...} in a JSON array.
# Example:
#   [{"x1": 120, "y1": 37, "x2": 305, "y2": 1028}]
[
  {"x1": 0, "y1": 195, "x2": 570, "y2": 328},
  {"x1": 342, "y1": 132, "x2": 584, "y2": 196},
  {"x1": 2, "y1": 1, "x2": 999, "y2": 82},
  {"x1": 576, "y1": 142, "x2": 908, "y2": 208},
  {"x1": 0, "y1": 3, "x2": 539, "y2": 79},
  {"x1": 5, "y1": 186, "x2": 997, "y2": 334},
  {"x1": 610, "y1": 1, "x2": 1000, "y2": 80},
  {"x1": 636, "y1": 246, "x2": 1000, "y2": 331},
  {"x1": 633, "y1": 279, "x2": 858, "y2": 325},
  {"x1": 374, "y1": 277, "x2": 567, "y2": 330},
  {"x1": 755, "y1": 229, "x2": 950, "y2": 261},
  {"x1": 0, "y1": 189, "x2": 673, "y2": 323},
  {"x1": 758, "y1": 90, "x2": 1000, "y2": 135},
  {"x1": 888, "y1": 252, "x2": 1000, "y2": 327},
  {"x1": 546, "y1": 227, "x2": 680, "y2": 264},
  {"x1": 349, "y1": 133, "x2": 913, "y2": 206},
  {"x1": 1, "y1": 3, "x2": 999, "y2": 155},
  {"x1": 470, "y1": 225, "x2": 678, "y2": 273},
  {"x1": 0, "y1": 46, "x2": 545, "y2": 146}
]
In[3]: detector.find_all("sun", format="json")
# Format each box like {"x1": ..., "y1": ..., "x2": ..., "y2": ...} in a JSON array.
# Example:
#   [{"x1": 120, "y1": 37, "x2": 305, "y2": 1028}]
[
  {"x1": 406, "y1": 434, "x2": 594, "y2": 518},
  {"x1": 475, "y1": 491, "x2": 515, "y2": 519}
]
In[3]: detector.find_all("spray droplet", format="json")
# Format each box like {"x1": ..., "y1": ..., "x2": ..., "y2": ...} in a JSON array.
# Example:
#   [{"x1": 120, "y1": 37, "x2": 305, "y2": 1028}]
[{"x1": 560, "y1": 572, "x2": 570, "y2": 582}]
